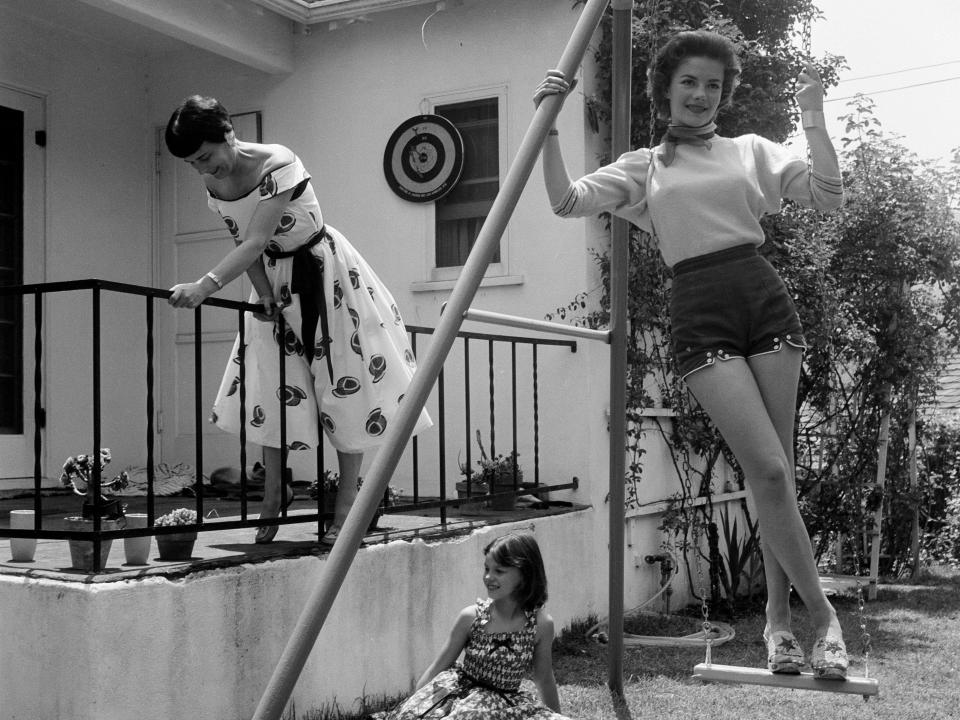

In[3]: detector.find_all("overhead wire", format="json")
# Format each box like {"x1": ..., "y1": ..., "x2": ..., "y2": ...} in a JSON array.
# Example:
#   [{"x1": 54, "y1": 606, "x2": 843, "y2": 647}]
[
  {"x1": 825, "y1": 74, "x2": 960, "y2": 103},
  {"x1": 837, "y1": 59, "x2": 960, "y2": 84}
]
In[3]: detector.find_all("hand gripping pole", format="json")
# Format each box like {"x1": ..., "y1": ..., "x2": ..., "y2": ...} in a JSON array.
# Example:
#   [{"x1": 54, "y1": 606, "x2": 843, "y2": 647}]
[{"x1": 252, "y1": 2, "x2": 614, "y2": 718}]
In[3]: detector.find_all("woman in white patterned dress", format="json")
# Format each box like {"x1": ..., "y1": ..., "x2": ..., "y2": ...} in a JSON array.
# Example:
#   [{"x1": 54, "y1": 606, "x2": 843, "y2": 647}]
[{"x1": 165, "y1": 95, "x2": 431, "y2": 544}]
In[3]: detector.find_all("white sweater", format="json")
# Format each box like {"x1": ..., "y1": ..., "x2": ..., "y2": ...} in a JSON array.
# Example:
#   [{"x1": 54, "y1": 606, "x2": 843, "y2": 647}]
[{"x1": 553, "y1": 133, "x2": 843, "y2": 268}]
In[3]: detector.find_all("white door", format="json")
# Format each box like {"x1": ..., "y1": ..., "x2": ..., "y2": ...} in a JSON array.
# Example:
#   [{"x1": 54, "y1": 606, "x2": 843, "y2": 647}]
[
  {"x1": 155, "y1": 130, "x2": 253, "y2": 472},
  {"x1": 0, "y1": 86, "x2": 45, "y2": 489}
]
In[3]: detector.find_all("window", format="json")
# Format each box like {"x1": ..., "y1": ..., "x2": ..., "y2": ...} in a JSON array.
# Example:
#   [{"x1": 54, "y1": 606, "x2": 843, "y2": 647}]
[
  {"x1": 434, "y1": 98, "x2": 499, "y2": 268},
  {"x1": 0, "y1": 103, "x2": 23, "y2": 434}
]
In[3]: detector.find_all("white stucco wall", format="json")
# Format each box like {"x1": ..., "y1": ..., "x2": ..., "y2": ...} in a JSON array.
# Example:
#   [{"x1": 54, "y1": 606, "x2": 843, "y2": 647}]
[{"x1": 0, "y1": 514, "x2": 604, "y2": 720}]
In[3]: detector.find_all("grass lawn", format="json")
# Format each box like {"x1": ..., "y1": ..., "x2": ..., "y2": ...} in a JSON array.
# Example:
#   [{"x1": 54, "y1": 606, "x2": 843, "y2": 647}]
[{"x1": 552, "y1": 565, "x2": 959, "y2": 719}]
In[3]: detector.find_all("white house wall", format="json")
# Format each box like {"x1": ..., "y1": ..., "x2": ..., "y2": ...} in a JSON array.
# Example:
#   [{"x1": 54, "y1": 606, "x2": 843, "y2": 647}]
[{"x1": 0, "y1": 0, "x2": 158, "y2": 479}]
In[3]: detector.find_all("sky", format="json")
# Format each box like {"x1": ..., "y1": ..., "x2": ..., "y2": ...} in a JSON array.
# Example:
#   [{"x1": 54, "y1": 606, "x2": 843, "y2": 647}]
[{"x1": 794, "y1": 0, "x2": 960, "y2": 165}]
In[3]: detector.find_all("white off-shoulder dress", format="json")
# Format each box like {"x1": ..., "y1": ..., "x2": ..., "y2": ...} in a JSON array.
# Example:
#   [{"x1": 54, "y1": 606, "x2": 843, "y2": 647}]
[{"x1": 209, "y1": 155, "x2": 431, "y2": 453}]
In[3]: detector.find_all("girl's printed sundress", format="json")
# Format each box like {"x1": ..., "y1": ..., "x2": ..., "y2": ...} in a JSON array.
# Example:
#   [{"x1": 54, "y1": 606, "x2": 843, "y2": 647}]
[
  {"x1": 386, "y1": 599, "x2": 571, "y2": 720},
  {"x1": 209, "y1": 155, "x2": 432, "y2": 454}
]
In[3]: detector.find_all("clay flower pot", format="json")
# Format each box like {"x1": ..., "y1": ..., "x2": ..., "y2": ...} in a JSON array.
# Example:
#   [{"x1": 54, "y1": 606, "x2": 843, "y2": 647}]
[{"x1": 155, "y1": 532, "x2": 197, "y2": 561}]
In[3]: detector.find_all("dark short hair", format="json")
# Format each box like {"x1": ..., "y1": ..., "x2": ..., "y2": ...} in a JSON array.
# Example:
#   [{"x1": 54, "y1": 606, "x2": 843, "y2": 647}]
[
  {"x1": 646, "y1": 30, "x2": 742, "y2": 121},
  {"x1": 164, "y1": 95, "x2": 233, "y2": 158},
  {"x1": 484, "y1": 532, "x2": 548, "y2": 611}
]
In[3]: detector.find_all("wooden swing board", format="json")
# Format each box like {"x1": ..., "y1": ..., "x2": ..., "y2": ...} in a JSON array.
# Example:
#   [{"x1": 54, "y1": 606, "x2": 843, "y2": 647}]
[{"x1": 693, "y1": 663, "x2": 879, "y2": 696}]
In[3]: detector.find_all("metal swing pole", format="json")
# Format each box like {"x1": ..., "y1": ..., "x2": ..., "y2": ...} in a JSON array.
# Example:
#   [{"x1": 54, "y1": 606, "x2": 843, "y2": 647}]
[
  {"x1": 607, "y1": 0, "x2": 633, "y2": 697},
  {"x1": 252, "y1": 2, "x2": 612, "y2": 718}
]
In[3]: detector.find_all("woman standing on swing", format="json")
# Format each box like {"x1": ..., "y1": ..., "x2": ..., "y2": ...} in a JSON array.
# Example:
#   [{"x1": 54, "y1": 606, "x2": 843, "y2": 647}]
[{"x1": 534, "y1": 30, "x2": 848, "y2": 678}]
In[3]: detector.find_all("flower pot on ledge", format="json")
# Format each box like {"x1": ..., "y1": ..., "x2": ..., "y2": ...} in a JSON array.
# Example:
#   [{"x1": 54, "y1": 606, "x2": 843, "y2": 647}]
[
  {"x1": 123, "y1": 513, "x2": 151, "y2": 565},
  {"x1": 156, "y1": 532, "x2": 197, "y2": 561},
  {"x1": 456, "y1": 480, "x2": 488, "y2": 513},
  {"x1": 65, "y1": 516, "x2": 122, "y2": 571}
]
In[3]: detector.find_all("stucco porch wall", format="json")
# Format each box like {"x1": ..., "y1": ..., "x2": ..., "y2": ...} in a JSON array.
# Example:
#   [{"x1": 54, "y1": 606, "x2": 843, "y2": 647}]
[{"x1": 0, "y1": 510, "x2": 614, "y2": 720}]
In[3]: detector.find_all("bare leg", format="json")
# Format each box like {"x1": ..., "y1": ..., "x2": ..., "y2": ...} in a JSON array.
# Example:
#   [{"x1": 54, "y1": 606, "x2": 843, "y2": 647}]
[
  {"x1": 683, "y1": 352, "x2": 841, "y2": 642},
  {"x1": 333, "y1": 450, "x2": 363, "y2": 529},
  {"x1": 255, "y1": 445, "x2": 293, "y2": 543},
  {"x1": 747, "y1": 350, "x2": 801, "y2": 634},
  {"x1": 260, "y1": 445, "x2": 284, "y2": 517}
]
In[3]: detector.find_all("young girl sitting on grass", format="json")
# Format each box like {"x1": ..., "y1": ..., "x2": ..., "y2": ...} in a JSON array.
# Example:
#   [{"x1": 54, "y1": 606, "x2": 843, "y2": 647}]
[{"x1": 385, "y1": 532, "x2": 571, "y2": 720}]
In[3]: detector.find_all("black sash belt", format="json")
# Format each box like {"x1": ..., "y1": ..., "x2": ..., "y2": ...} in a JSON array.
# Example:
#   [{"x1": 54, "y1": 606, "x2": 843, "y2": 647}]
[{"x1": 266, "y1": 228, "x2": 334, "y2": 383}]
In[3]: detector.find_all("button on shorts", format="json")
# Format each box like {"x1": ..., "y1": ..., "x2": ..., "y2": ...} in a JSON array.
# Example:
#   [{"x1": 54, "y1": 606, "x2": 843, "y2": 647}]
[{"x1": 669, "y1": 244, "x2": 807, "y2": 380}]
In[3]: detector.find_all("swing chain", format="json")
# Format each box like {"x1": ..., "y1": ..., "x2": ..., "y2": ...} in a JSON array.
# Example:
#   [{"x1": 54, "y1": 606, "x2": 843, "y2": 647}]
[
  {"x1": 852, "y1": 517, "x2": 873, "y2": 678},
  {"x1": 691, "y1": 512, "x2": 714, "y2": 663}
]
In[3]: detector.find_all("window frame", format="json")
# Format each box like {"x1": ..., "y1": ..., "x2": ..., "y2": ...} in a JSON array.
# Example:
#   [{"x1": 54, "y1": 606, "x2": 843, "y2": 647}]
[{"x1": 410, "y1": 84, "x2": 522, "y2": 292}]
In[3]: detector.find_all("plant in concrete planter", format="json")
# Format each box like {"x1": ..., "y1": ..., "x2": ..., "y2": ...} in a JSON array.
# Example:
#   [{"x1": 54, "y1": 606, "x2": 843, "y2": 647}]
[
  {"x1": 461, "y1": 430, "x2": 523, "y2": 510},
  {"x1": 59, "y1": 448, "x2": 130, "y2": 520},
  {"x1": 59, "y1": 448, "x2": 129, "y2": 571},
  {"x1": 154, "y1": 508, "x2": 198, "y2": 561}
]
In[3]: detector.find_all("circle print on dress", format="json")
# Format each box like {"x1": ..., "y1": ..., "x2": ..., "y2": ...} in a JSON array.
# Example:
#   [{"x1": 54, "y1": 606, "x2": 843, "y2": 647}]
[
  {"x1": 320, "y1": 412, "x2": 336, "y2": 434},
  {"x1": 383, "y1": 115, "x2": 464, "y2": 203},
  {"x1": 366, "y1": 408, "x2": 387, "y2": 436},
  {"x1": 332, "y1": 376, "x2": 361, "y2": 398}
]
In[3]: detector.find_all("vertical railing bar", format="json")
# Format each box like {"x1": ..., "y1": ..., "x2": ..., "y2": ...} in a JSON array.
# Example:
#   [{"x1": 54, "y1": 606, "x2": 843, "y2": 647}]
[
  {"x1": 316, "y1": 410, "x2": 325, "y2": 537},
  {"x1": 411, "y1": 331, "x2": 420, "y2": 502},
  {"x1": 146, "y1": 296, "x2": 156, "y2": 524},
  {"x1": 278, "y1": 312, "x2": 289, "y2": 515},
  {"x1": 487, "y1": 339, "x2": 495, "y2": 457},
  {"x1": 33, "y1": 289, "x2": 42, "y2": 524},
  {"x1": 239, "y1": 309, "x2": 248, "y2": 521},
  {"x1": 463, "y1": 337, "x2": 471, "y2": 496},
  {"x1": 193, "y1": 306, "x2": 204, "y2": 522},
  {"x1": 511, "y1": 341, "x2": 518, "y2": 490},
  {"x1": 532, "y1": 343, "x2": 540, "y2": 487},
  {"x1": 92, "y1": 286, "x2": 102, "y2": 569},
  {"x1": 438, "y1": 365, "x2": 447, "y2": 527},
  {"x1": 317, "y1": 368, "x2": 326, "y2": 535}
]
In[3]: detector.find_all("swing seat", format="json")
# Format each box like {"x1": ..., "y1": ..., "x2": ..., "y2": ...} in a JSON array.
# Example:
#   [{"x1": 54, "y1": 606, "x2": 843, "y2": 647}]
[{"x1": 693, "y1": 663, "x2": 879, "y2": 698}]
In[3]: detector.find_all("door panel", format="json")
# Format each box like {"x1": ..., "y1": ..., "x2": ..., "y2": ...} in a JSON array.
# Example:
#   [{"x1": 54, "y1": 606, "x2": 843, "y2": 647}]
[
  {"x1": 157, "y1": 135, "x2": 252, "y2": 471},
  {"x1": 0, "y1": 86, "x2": 44, "y2": 488}
]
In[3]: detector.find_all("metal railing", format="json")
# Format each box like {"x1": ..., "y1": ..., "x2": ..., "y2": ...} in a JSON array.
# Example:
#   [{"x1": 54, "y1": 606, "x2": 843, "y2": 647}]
[{"x1": 0, "y1": 279, "x2": 580, "y2": 570}]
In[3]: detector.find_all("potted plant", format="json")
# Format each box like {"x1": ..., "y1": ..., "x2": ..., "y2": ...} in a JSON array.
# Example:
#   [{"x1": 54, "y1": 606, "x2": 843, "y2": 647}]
[
  {"x1": 154, "y1": 508, "x2": 199, "y2": 560},
  {"x1": 59, "y1": 448, "x2": 129, "y2": 570},
  {"x1": 456, "y1": 451, "x2": 489, "y2": 514},
  {"x1": 462, "y1": 430, "x2": 523, "y2": 510},
  {"x1": 309, "y1": 472, "x2": 399, "y2": 531}
]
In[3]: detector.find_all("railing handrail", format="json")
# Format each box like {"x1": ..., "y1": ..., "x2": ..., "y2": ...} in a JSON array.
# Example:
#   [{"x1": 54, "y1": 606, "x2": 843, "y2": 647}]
[
  {"x1": 0, "y1": 277, "x2": 260, "y2": 312},
  {"x1": 2, "y1": 279, "x2": 581, "y2": 349}
]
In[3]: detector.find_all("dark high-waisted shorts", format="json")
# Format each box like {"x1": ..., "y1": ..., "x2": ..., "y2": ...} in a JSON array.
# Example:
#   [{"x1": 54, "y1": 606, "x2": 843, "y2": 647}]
[{"x1": 669, "y1": 244, "x2": 807, "y2": 380}]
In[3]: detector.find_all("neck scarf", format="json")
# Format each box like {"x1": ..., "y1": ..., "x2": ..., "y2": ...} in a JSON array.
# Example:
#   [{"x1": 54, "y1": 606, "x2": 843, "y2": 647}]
[{"x1": 657, "y1": 121, "x2": 717, "y2": 166}]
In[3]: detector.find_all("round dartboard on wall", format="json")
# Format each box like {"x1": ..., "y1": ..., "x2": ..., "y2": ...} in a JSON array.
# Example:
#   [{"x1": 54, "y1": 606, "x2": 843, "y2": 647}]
[{"x1": 383, "y1": 114, "x2": 465, "y2": 203}]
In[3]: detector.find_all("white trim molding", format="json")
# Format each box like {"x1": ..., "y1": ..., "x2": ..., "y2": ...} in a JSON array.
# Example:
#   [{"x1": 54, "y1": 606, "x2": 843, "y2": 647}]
[{"x1": 252, "y1": 0, "x2": 455, "y2": 24}]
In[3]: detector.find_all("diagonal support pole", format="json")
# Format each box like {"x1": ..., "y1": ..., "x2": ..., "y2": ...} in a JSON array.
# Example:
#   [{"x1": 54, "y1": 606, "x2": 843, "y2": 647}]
[{"x1": 252, "y1": 1, "x2": 613, "y2": 718}]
